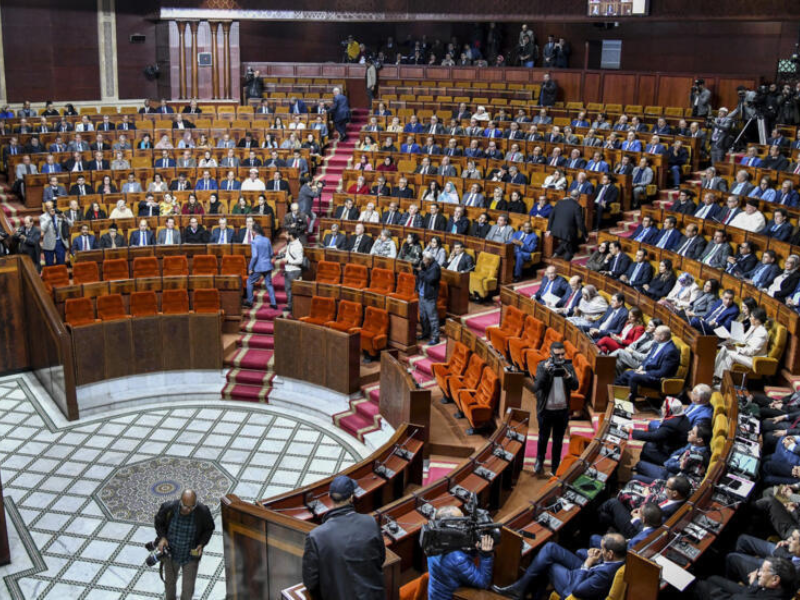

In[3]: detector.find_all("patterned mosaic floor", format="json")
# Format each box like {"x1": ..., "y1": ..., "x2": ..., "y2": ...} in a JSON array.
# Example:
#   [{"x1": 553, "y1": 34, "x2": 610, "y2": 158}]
[{"x1": 0, "y1": 374, "x2": 367, "y2": 599}]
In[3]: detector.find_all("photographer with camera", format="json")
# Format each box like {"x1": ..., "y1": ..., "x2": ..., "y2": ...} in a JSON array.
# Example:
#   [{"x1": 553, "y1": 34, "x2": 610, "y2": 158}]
[
  {"x1": 3, "y1": 216, "x2": 41, "y2": 269},
  {"x1": 532, "y1": 342, "x2": 578, "y2": 476},
  {"x1": 244, "y1": 67, "x2": 263, "y2": 100},
  {"x1": 302, "y1": 476, "x2": 386, "y2": 600},
  {"x1": 416, "y1": 251, "x2": 442, "y2": 346},
  {"x1": 152, "y1": 489, "x2": 215, "y2": 600},
  {"x1": 709, "y1": 106, "x2": 735, "y2": 164},
  {"x1": 426, "y1": 504, "x2": 495, "y2": 599},
  {"x1": 690, "y1": 79, "x2": 712, "y2": 117},
  {"x1": 777, "y1": 84, "x2": 800, "y2": 126}
]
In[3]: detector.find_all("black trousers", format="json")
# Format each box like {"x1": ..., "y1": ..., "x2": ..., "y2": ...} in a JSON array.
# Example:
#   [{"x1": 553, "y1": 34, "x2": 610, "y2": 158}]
[
  {"x1": 537, "y1": 408, "x2": 569, "y2": 473},
  {"x1": 597, "y1": 498, "x2": 640, "y2": 539}
]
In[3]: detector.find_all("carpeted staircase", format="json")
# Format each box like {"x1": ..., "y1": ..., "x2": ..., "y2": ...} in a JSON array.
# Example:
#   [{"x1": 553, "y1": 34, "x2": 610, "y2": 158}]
[{"x1": 332, "y1": 383, "x2": 383, "y2": 442}]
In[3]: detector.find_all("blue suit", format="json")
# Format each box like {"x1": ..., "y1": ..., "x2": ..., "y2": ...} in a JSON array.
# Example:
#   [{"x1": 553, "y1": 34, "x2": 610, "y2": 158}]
[
  {"x1": 586, "y1": 527, "x2": 656, "y2": 552},
  {"x1": 744, "y1": 262, "x2": 781, "y2": 289},
  {"x1": 585, "y1": 306, "x2": 629, "y2": 337},
  {"x1": 622, "y1": 140, "x2": 642, "y2": 152},
  {"x1": 155, "y1": 158, "x2": 176, "y2": 168},
  {"x1": 210, "y1": 228, "x2": 234, "y2": 244},
  {"x1": 534, "y1": 275, "x2": 569, "y2": 304},
  {"x1": 403, "y1": 123, "x2": 424, "y2": 133},
  {"x1": 764, "y1": 220, "x2": 792, "y2": 242},
  {"x1": 624, "y1": 260, "x2": 654, "y2": 288},
  {"x1": 129, "y1": 230, "x2": 155, "y2": 246},
  {"x1": 70, "y1": 234, "x2": 97, "y2": 253},
  {"x1": 246, "y1": 234, "x2": 277, "y2": 306},
  {"x1": 585, "y1": 160, "x2": 609, "y2": 172},
  {"x1": 512, "y1": 231, "x2": 539, "y2": 279},
  {"x1": 400, "y1": 143, "x2": 421, "y2": 154},
  {"x1": 195, "y1": 178, "x2": 219, "y2": 191},
  {"x1": 512, "y1": 542, "x2": 623, "y2": 600},
  {"x1": 569, "y1": 180, "x2": 595, "y2": 195},
  {"x1": 220, "y1": 179, "x2": 241, "y2": 191},
  {"x1": 289, "y1": 99, "x2": 308, "y2": 114},
  {"x1": 556, "y1": 287, "x2": 583, "y2": 316},
  {"x1": 615, "y1": 340, "x2": 680, "y2": 397},
  {"x1": 604, "y1": 252, "x2": 631, "y2": 279},
  {"x1": 629, "y1": 224, "x2": 659, "y2": 245},
  {"x1": 328, "y1": 93, "x2": 350, "y2": 141},
  {"x1": 690, "y1": 300, "x2": 740, "y2": 335},
  {"x1": 427, "y1": 551, "x2": 493, "y2": 600},
  {"x1": 652, "y1": 228, "x2": 682, "y2": 251},
  {"x1": 41, "y1": 163, "x2": 62, "y2": 173},
  {"x1": 776, "y1": 190, "x2": 800, "y2": 207}
]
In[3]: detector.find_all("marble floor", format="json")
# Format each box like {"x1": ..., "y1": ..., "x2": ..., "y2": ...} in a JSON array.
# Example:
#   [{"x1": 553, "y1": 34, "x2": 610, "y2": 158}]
[{"x1": 0, "y1": 374, "x2": 368, "y2": 599}]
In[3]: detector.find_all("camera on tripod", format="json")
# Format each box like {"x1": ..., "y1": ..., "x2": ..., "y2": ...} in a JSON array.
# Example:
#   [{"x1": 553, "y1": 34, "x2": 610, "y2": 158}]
[{"x1": 419, "y1": 492, "x2": 501, "y2": 557}]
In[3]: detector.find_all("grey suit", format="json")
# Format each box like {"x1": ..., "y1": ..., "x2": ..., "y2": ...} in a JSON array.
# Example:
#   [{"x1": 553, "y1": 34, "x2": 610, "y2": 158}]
[
  {"x1": 15, "y1": 163, "x2": 38, "y2": 182},
  {"x1": 485, "y1": 224, "x2": 513, "y2": 244},
  {"x1": 699, "y1": 242, "x2": 732, "y2": 269},
  {"x1": 611, "y1": 333, "x2": 655, "y2": 376},
  {"x1": 122, "y1": 182, "x2": 143, "y2": 194},
  {"x1": 177, "y1": 158, "x2": 197, "y2": 168},
  {"x1": 463, "y1": 192, "x2": 485, "y2": 208},
  {"x1": 39, "y1": 212, "x2": 69, "y2": 251},
  {"x1": 220, "y1": 157, "x2": 240, "y2": 167},
  {"x1": 42, "y1": 185, "x2": 67, "y2": 203},
  {"x1": 437, "y1": 165, "x2": 457, "y2": 177},
  {"x1": 67, "y1": 141, "x2": 90, "y2": 152},
  {"x1": 691, "y1": 87, "x2": 712, "y2": 117},
  {"x1": 157, "y1": 229, "x2": 182, "y2": 245},
  {"x1": 631, "y1": 166, "x2": 654, "y2": 205}
]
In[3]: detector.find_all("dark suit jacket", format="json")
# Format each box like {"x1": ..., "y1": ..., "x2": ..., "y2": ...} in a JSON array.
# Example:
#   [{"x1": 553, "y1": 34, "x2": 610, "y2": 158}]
[
  {"x1": 764, "y1": 221, "x2": 793, "y2": 242},
  {"x1": 129, "y1": 230, "x2": 155, "y2": 246},
  {"x1": 534, "y1": 361, "x2": 578, "y2": 418},
  {"x1": 381, "y1": 210, "x2": 402, "y2": 225},
  {"x1": 640, "y1": 340, "x2": 681, "y2": 379},
  {"x1": 593, "y1": 184, "x2": 619, "y2": 211},
  {"x1": 391, "y1": 187, "x2": 414, "y2": 199},
  {"x1": 400, "y1": 213, "x2": 423, "y2": 228},
  {"x1": 725, "y1": 253, "x2": 758, "y2": 276},
  {"x1": 322, "y1": 232, "x2": 347, "y2": 249},
  {"x1": 623, "y1": 261, "x2": 654, "y2": 287},
  {"x1": 445, "y1": 217, "x2": 470, "y2": 235},
  {"x1": 69, "y1": 183, "x2": 92, "y2": 196},
  {"x1": 470, "y1": 222, "x2": 491, "y2": 239},
  {"x1": 547, "y1": 198, "x2": 586, "y2": 243},
  {"x1": 347, "y1": 234, "x2": 374, "y2": 253},
  {"x1": 99, "y1": 232, "x2": 126, "y2": 249},
  {"x1": 595, "y1": 306, "x2": 629, "y2": 335},
  {"x1": 628, "y1": 224, "x2": 659, "y2": 245},
  {"x1": 447, "y1": 252, "x2": 474, "y2": 272},
  {"x1": 70, "y1": 234, "x2": 97, "y2": 253},
  {"x1": 334, "y1": 206, "x2": 359, "y2": 220},
  {"x1": 670, "y1": 200, "x2": 697, "y2": 215},
  {"x1": 422, "y1": 214, "x2": 447, "y2": 231},
  {"x1": 743, "y1": 262, "x2": 781, "y2": 288},
  {"x1": 534, "y1": 276, "x2": 570, "y2": 303},
  {"x1": 604, "y1": 252, "x2": 632, "y2": 278},
  {"x1": 772, "y1": 270, "x2": 800, "y2": 302},
  {"x1": 675, "y1": 235, "x2": 706, "y2": 260},
  {"x1": 172, "y1": 121, "x2": 196, "y2": 129}
]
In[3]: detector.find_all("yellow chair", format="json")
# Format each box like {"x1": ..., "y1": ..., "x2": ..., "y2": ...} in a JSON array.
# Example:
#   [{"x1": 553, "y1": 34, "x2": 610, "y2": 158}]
[
  {"x1": 713, "y1": 413, "x2": 729, "y2": 439},
  {"x1": 731, "y1": 322, "x2": 787, "y2": 380},
  {"x1": 469, "y1": 253, "x2": 500, "y2": 300}
]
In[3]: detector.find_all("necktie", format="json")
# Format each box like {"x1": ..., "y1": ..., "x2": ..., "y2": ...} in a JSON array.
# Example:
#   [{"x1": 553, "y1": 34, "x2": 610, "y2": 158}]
[
  {"x1": 406, "y1": 215, "x2": 413, "y2": 226},
  {"x1": 704, "y1": 244, "x2": 719, "y2": 265},
  {"x1": 596, "y1": 186, "x2": 606, "y2": 204},
  {"x1": 794, "y1": 163, "x2": 800, "y2": 175},
  {"x1": 82, "y1": 236, "x2": 88, "y2": 251},
  {"x1": 220, "y1": 230, "x2": 226, "y2": 244},
  {"x1": 632, "y1": 263, "x2": 642, "y2": 281},
  {"x1": 245, "y1": 231, "x2": 252, "y2": 244},
  {"x1": 140, "y1": 232, "x2": 146, "y2": 246},
  {"x1": 635, "y1": 228, "x2": 648, "y2": 242},
  {"x1": 657, "y1": 231, "x2": 669, "y2": 249},
  {"x1": 355, "y1": 236, "x2": 361, "y2": 249},
  {"x1": 753, "y1": 265, "x2": 767, "y2": 288},
  {"x1": 708, "y1": 304, "x2": 724, "y2": 322}
]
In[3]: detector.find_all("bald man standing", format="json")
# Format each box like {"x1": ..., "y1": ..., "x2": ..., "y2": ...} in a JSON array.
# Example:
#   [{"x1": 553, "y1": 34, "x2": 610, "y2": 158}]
[{"x1": 154, "y1": 489, "x2": 215, "y2": 600}]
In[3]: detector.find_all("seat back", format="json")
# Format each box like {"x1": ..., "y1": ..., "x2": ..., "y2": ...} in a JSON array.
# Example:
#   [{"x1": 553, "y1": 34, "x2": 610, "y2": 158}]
[
  {"x1": 463, "y1": 354, "x2": 487, "y2": 388},
  {"x1": 130, "y1": 291, "x2": 158, "y2": 317},
  {"x1": 672, "y1": 336, "x2": 691, "y2": 381},
  {"x1": 193, "y1": 288, "x2": 221, "y2": 313},
  {"x1": 501, "y1": 305, "x2": 525, "y2": 335},
  {"x1": 540, "y1": 328, "x2": 564, "y2": 355},
  {"x1": 64, "y1": 297, "x2": 95, "y2": 327},
  {"x1": 522, "y1": 316, "x2": 545, "y2": 347},
  {"x1": 768, "y1": 323, "x2": 788, "y2": 362},
  {"x1": 163, "y1": 255, "x2": 190, "y2": 277},
  {"x1": 606, "y1": 566, "x2": 627, "y2": 600},
  {"x1": 309, "y1": 296, "x2": 337, "y2": 321},
  {"x1": 162, "y1": 289, "x2": 190, "y2": 314},
  {"x1": 102, "y1": 258, "x2": 129, "y2": 281},
  {"x1": 72, "y1": 261, "x2": 100, "y2": 284},
  {"x1": 132, "y1": 256, "x2": 159, "y2": 278},
  {"x1": 96, "y1": 294, "x2": 127, "y2": 321},
  {"x1": 192, "y1": 254, "x2": 218, "y2": 276},
  {"x1": 572, "y1": 354, "x2": 592, "y2": 398},
  {"x1": 363, "y1": 306, "x2": 389, "y2": 334},
  {"x1": 394, "y1": 271, "x2": 416, "y2": 297},
  {"x1": 342, "y1": 263, "x2": 369, "y2": 289},
  {"x1": 42, "y1": 265, "x2": 70, "y2": 289},
  {"x1": 335, "y1": 300, "x2": 363, "y2": 328},
  {"x1": 221, "y1": 255, "x2": 248, "y2": 281},
  {"x1": 563, "y1": 339, "x2": 577, "y2": 359},
  {"x1": 368, "y1": 268, "x2": 395, "y2": 293},
  {"x1": 316, "y1": 260, "x2": 342, "y2": 284},
  {"x1": 474, "y1": 252, "x2": 500, "y2": 276},
  {"x1": 448, "y1": 342, "x2": 471, "y2": 375},
  {"x1": 474, "y1": 368, "x2": 500, "y2": 405}
]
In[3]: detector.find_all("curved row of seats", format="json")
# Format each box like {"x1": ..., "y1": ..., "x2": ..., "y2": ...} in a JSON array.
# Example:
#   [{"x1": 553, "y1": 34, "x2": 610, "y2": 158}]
[
  {"x1": 64, "y1": 289, "x2": 222, "y2": 327},
  {"x1": 298, "y1": 296, "x2": 389, "y2": 358}
]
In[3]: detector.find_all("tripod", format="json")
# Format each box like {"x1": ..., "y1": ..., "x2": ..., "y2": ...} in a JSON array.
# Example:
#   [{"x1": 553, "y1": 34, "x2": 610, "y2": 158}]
[{"x1": 729, "y1": 115, "x2": 767, "y2": 153}]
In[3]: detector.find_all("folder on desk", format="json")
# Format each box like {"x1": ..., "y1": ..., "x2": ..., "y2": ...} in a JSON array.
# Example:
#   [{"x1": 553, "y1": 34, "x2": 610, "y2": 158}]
[{"x1": 571, "y1": 474, "x2": 604, "y2": 499}]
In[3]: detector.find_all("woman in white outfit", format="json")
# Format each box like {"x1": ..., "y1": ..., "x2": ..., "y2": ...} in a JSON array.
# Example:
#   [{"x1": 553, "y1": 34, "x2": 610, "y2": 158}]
[{"x1": 713, "y1": 307, "x2": 769, "y2": 380}]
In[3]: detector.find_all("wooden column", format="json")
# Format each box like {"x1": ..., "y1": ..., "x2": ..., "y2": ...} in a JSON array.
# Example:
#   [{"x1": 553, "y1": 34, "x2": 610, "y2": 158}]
[
  {"x1": 177, "y1": 21, "x2": 187, "y2": 99},
  {"x1": 222, "y1": 21, "x2": 231, "y2": 98},
  {"x1": 210, "y1": 21, "x2": 219, "y2": 100},
  {"x1": 189, "y1": 21, "x2": 199, "y2": 98}
]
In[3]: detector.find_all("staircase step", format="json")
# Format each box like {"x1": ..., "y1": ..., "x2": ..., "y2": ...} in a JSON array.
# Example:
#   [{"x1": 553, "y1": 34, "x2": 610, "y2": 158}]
[
  {"x1": 337, "y1": 412, "x2": 379, "y2": 440},
  {"x1": 410, "y1": 356, "x2": 435, "y2": 377},
  {"x1": 240, "y1": 319, "x2": 274, "y2": 334},
  {"x1": 228, "y1": 348, "x2": 274, "y2": 370},
  {"x1": 237, "y1": 333, "x2": 275, "y2": 350},
  {"x1": 368, "y1": 386, "x2": 381, "y2": 403},
  {"x1": 423, "y1": 342, "x2": 447, "y2": 362},
  {"x1": 226, "y1": 368, "x2": 272, "y2": 386},
  {"x1": 355, "y1": 399, "x2": 381, "y2": 420},
  {"x1": 222, "y1": 381, "x2": 271, "y2": 402}
]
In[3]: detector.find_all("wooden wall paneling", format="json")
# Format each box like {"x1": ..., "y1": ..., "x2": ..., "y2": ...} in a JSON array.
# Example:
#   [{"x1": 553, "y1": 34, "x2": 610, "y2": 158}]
[
  {"x1": 0, "y1": 260, "x2": 27, "y2": 374},
  {"x1": 190, "y1": 314, "x2": 223, "y2": 369},
  {"x1": 554, "y1": 71, "x2": 583, "y2": 104},
  {"x1": 133, "y1": 316, "x2": 164, "y2": 372},
  {"x1": 601, "y1": 73, "x2": 638, "y2": 106},
  {"x1": 161, "y1": 314, "x2": 191, "y2": 370},
  {"x1": 73, "y1": 323, "x2": 105, "y2": 386},
  {"x1": 716, "y1": 76, "x2": 760, "y2": 111},
  {"x1": 582, "y1": 72, "x2": 602, "y2": 104},
  {"x1": 103, "y1": 319, "x2": 133, "y2": 380},
  {"x1": 655, "y1": 74, "x2": 694, "y2": 108},
  {"x1": 637, "y1": 74, "x2": 657, "y2": 107},
  {"x1": 115, "y1": 0, "x2": 160, "y2": 100}
]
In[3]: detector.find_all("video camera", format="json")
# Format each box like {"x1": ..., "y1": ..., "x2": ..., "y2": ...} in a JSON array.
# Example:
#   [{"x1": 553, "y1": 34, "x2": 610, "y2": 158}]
[
  {"x1": 547, "y1": 357, "x2": 570, "y2": 378},
  {"x1": 419, "y1": 492, "x2": 501, "y2": 557}
]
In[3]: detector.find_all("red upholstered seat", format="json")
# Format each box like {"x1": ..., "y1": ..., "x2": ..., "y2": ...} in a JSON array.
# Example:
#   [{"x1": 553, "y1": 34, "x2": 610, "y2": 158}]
[
  {"x1": 72, "y1": 261, "x2": 100, "y2": 285},
  {"x1": 102, "y1": 258, "x2": 129, "y2": 281},
  {"x1": 570, "y1": 353, "x2": 593, "y2": 413},
  {"x1": 437, "y1": 281, "x2": 449, "y2": 319},
  {"x1": 508, "y1": 316, "x2": 545, "y2": 371},
  {"x1": 432, "y1": 342, "x2": 470, "y2": 397},
  {"x1": 132, "y1": 257, "x2": 159, "y2": 279},
  {"x1": 486, "y1": 305, "x2": 525, "y2": 359},
  {"x1": 458, "y1": 368, "x2": 500, "y2": 431},
  {"x1": 192, "y1": 254, "x2": 218, "y2": 276},
  {"x1": 324, "y1": 300, "x2": 363, "y2": 332},
  {"x1": 341, "y1": 263, "x2": 369, "y2": 289},
  {"x1": 524, "y1": 328, "x2": 564, "y2": 377},
  {"x1": 299, "y1": 296, "x2": 337, "y2": 326},
  {"x1": 316, "y1": 260, "x2": 342, "y2": 285},
  {"x1": 221, "y1": 254, "x2": 248, "y2": 283},
  {"x1": 64, "y1": 297, "x2": 96, "y2": 327},
  {"x1": 96, "y1": 294, "x2": 128, "y2": 321},
  {"x1": 194, "y1": 288, "x2": 222, "y2": 313},
  {"x1": 129, "y1": 291, "x2": 158, "y2": 317},
  {"x1": 163, "y1": 255, "x2": 189, "y2": 277},
  {"x1": 364, "y1": 268, "x2": 395, "y2": 294},
  {"x1": 399, "y1": 572, "x2": 429, "y2": 600},
  {"x1": 388, "y1": 272, "x2": 416, "y2": 301},
  {"x1": 449, "y1": 354, "x2": 486, "y2": 409},
  {"x1": 42, "y1": 265, "x2": 70, "y2": 292},
  {"x1": 356, "y1": 306, "x2": 389, "y2": 356},
  {"x1": 162, "y1": 289, "x2": 190, "y2": 314}
]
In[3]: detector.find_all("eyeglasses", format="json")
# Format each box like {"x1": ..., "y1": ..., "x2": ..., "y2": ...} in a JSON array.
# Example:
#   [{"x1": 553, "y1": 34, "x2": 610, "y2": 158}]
[{"x1": 180, "y1": 502, "x2": 197, "y2": 512}]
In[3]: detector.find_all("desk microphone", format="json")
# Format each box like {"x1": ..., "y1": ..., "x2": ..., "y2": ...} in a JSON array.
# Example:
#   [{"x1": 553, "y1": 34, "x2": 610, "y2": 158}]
[
  {"x1": 473, "y1": 459, "x2": 497, "y2": 482},
  {"x1": 492, "y1": 441, "x2": 515, "y2": 463},
  {"x1": 393, "y1": 429, "x2": 419, "y2": 461},
  {"x1": 304, "y1": 490, "x2": 329, "y2": 517},
  {"x1": 506, "y1": 418, "x2": 529, "y2": 443}
]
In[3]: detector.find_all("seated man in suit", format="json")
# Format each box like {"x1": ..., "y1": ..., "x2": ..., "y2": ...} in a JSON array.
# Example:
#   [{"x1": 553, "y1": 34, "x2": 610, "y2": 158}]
[
  {"x1": 445, "y1": 205, "x2": 470, "y2": 235},
  {"x1": 568, "y1": 171, "x2": 594, "y2": 196},
  {"x1": 392, "y1": 178, "x2": 415, "y2": 198},
  {"x1": 631, "y1": 422, "x2": 712, "y2": 484},
  {"x1": 669, "y1": 189, "x2": 697, "y2": 215},
  {"x1": 68, "y1": 175, "x2": 91, "y2": 197},
  {"x1": 592, "y1": 173, "x2": 619, "y2": 231},
  {"x1": 157, "y1": 218, "x2": 182, "y2": 245},
  {"x1": 42, "y1": 176, "x2": 67, "y2": 203},
  {"x1": 267, "y1": 172, "x2": 290, "y2": 193},
  {"x1": 596, "y1": 476, "x2": 692, "y2": 538},
  {"x1": 724, "y1": 240, "x2": 759, "y2": 277},
  {"x1": 534, "y1": 265, "x2": 570, "y2": 305},
  {"x1": 628, "y1": 215, "x2": 659, "y2": 245},
  {"x1": 138, "y1": 194, "x2": 160, "y2": 217},
  {"x1": 334, "y1": 198, "x2": 359, "y2": 221},
  {"x1": 183, "y1": 217, "x2": 209, "y2": 244},
  {"x1": 698, "y1": 229, "x2": 733, "y2": 268},
  {"x1": 715, "y1": 195, "x2": 743, "y2": 225},
  {"x1": 694, "y1": 192, "x2": 722, "y2": 220},
  {"x1": 619, "y1": 249, "x2": 654, "y2": 289},
  {"x1": 400, "y1": 204, "x2": 423, "y2": 228},
  {"x1": 582, "y1": 292, "x2": 628, "y2": 338},
  {"x1": 99, "y1": 223, "x2": 125, "y2": 249},
  {"x1": 696, "y1": 557, "x2": 797, "y2": 600},
  {"x1": 129, "y1": 219, "x2": 155, "y2": 246},
  {"x1": 690, "y1": 288, "x2": 740, "y2": 335},
  {"x1": 615, "y1": 325, "x2": 680, "y2": 400},
  {"x1": 491, "y1": 534, "x2": 627, "y2": 600},
  {"x1": 761, "y1": 144, "x2": 789, "y2": 171},
  {"x1": 169, "y1": 172, "x2": 192, "y2": 192},
  {"x1": 767, "y1": 254, "x2": 800, "y2": 302},
  {"x1": 551, "y1": 275, "x2": 584, "y2": 316},
  {"x1": 381, "y1": 202, "x2": 402, "y2": 225},
  {"x1": 674, "y1": 223, "x2": 707, "y2": 260},
  {"x1": 422, "y1": 203, "x2": 447, "y2": 231},
  {"x1": 470, "y1": 213, "x2": 491, "y2": 239},
  {"x1": 743, "y1": 249, "x2": 781, "y2": 289},
  {"x1": 347, "y1": 223, "x2": 373, "y2": 254},
  {"x1": 631, "y1": 157, "x2": 654, "y2": 207},
  {"x1": 775, "y1": 180, "x2": 799, "y2": 207},
  {"x1": 485, "y1": 215, "x2": 514, "y2": 244},
  {"x1": 729, "y1": 169, "x2": 755, "y2": 196},
  {"x1": 598, "y1": 241, "x2": 631, "y2": 279},
  {"x1": 70, "y1": 224, "x2": 97, "y2": 253},
  {"x1": 210, "y1": 218, "x2": 235, "y2": 245},
  {"x1": 699, "y1": 166, "x2": 729, "y2": 192},
  {"x1": 445, "y1": 241, "x2": 475, "y2": 272},
  {"x1": 510, "y1": 221, "x2": 539, "y2": 281},
  {"x1": 321, "y1": 223, "x2": 347, "y2": 249},
  {"x1": 763, "y1": 208, "x2": 793, "y2": 242},
  {"x1": 565, "y1": 148, "x2": 587, "y2": 170}
]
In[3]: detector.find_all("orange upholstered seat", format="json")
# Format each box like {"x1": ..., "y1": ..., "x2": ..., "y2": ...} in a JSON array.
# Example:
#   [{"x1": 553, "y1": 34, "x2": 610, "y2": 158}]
[
  {"x1": 399, "y1": 572, "x2": 429, "y2": 600},
  {"x1": 192, "y1": 254, "x2": 218, "y2": 276},
  {"x1": 64, "y1": 297, "x2": 96, "y2": 327},
  {"x1": 508, "y1": 316, "x2": 545, "y2": 371},
  {"x1": 324, "y1": 300, "x2": 363, "y2": 332},
  {"x1": 102, "y1": 258, "x2": 129, "y2": 281},
  {"x1": 341, "y1": 263, "x2": 369, "y2": 289},
  {"x1": 193, "y1": 288, "x2": 222, "y2": 313},
  {"x1": 72, "y1": 261, "x2": 100, "y2": 284},
  {"x1": 524, "y1": 328, "x2": 564, "y2": 377},
  {"x1": 432, "y1": 342, "x2": 470, "y2": 398},
  {"x1": 450, "y1": 354, "x2": 486, "y2": 410},
  {"x1": 357, "y1": 307, "x2": 389, "y2": 356},
  {"x1": 570, "y1": 353, "x2": 592, "y2": 413},
  {"x1": 162, "y1": 289, "x2": 190, "y2": 314},
  {"x1": 486, "y1": 306, "x2": 525, "y2": 359},
  {"x1": 299, "y1": 296, "x2": 337, "y2": 326},
  {"x1": 564, "y1": 339, "x2": 577, "y2": 359},
  {"x1": 458, "y1": 368, "x2": 500, "y2": 432},
  {"x1": 316, "y1": 260, "x2": 342, "y2": 284},
  {"x1": 221, "y1": 255, "x2": 248, "y2": 283},
  {"x1": 163, "y1": 255, "x2": 189, "y2": 277},
  {"x1": 388, "y1": 271, "x2": 416, "y2": 300},
  {"x1": 129, "y1": 291, "x2": 158, "y2": 317},
  {"x1": 132, "y1": 256, "x2": 159, "y2": 278},
  {"x1": 96, "y1": 294, "x2": 128, "y2": 321},
  {"x1": 42, "y1": 265, "x2": 70, "y2": 291},
  {"x1": 364, "y1": 268, "x2": 395, "y2": 294}
]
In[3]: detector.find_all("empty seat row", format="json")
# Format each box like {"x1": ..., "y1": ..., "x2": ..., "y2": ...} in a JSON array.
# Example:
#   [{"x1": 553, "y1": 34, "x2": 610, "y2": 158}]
[
  {"x1": 64, "y1": 289, "x2": 221, "y2": 327},
  {"x1": 298, "y1": 297, "x2": 389, "y2": 358}
]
